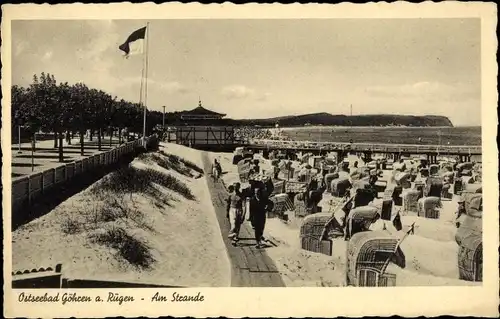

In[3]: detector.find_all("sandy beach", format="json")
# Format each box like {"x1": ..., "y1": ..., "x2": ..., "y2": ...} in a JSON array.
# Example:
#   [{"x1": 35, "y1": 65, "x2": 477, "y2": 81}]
[
  {"x1": 217, "y1": 149, "x2": 481, "y2": 287},
  {"x1": 12, "y1": 142, "x2": 481, "y2": 287}
]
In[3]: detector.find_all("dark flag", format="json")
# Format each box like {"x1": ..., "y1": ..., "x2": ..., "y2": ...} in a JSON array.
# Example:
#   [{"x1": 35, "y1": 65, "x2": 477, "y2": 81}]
[
  {"x1": 119, "y1": 26, "x2": 147, "y2": 58},
  {"x1": 392, "y1": 211, "x2": 403, "y2": 231}
]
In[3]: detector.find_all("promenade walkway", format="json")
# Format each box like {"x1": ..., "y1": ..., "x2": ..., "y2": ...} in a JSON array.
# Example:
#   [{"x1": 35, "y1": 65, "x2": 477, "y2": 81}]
[
  {"x1": 201, "y1": 153, "x2": 285, "y2": 287},
  {"x1": 246, "y1": 138, "x2": 482, "y2": 156}
]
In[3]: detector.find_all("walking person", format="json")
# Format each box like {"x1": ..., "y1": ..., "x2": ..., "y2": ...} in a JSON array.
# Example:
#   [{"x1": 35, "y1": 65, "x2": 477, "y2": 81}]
[
  {"x1": 273, "y1": 163, "x2": 280, "y2": 180},
  {"x1": 65, "y1": 131, "x2": 71, "y2": 145},
  {"x1": 455, "y1": 197, "x2": 467, "y2": 228},
  {"x1": 249, "y1": 187, "x2": 274, "y2": 248},
  {"x1": 368, "y1": 172, "x2": 379, "y2": 199},
  {"x1": 212, "y1": 158, "x2": 221, "y2": 182},
  {"x1": 226, "y1": 182, "x2": 244, "y2": 245},
  {"x1": 226, "y1": 184, "x2": 234, "y2": 220},
  {"x1": 246, "y1": 180, "x2": 257, "y2": 229},
  {"x1": 216, "y1": 159, "x2": 222, "y2": 178}
]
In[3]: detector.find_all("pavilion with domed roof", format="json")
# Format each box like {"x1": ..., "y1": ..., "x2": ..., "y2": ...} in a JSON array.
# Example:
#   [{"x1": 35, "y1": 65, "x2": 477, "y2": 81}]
[
  {"x1": 170, "y1": 99, "x2": 243, "y2": 150},
  {"x1": 179, "y1": 100, "x2": 227, "y2": 121}
]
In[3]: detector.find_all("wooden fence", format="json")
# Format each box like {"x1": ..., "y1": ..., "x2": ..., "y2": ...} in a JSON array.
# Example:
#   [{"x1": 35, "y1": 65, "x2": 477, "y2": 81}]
[
  {"x1": 11, "y1": 136, "x2": 157, "y2": 214},
  {"x1": 12, "y1": 263, "x2": 184, "y2": 289}
]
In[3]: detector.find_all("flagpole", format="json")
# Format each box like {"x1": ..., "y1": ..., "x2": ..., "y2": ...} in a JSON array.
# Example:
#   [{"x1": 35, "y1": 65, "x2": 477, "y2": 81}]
[
  {"x1": 138, "y1": 29, "x2": 145, "y2": 141},
  {"x1": 139, "y1": 54, "x2": 145, "y2": 116},
  {"x1": 142, "y1": 22, "x2": 150, "y2": 147}
]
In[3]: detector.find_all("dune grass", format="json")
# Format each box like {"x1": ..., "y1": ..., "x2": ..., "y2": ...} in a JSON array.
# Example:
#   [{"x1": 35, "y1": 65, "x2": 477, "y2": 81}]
[
  {"x1": 90, "y1": 226, "x2": 155, "y2": 269},
  {"x1": 59, "y1": 192, "x2": 157, "y2": 269},
  {"x1": 158, "y1": 150, "x2": 204, "y2": 175},
  {"x1": 138, "y1": 150, "x2": 204, "y2": 178},
  {"x1": 91, "y1": 164, "x2": 195, "y2": 202},
  {"x1": 149, "y1": 153, "x2": 192, "y2": 177},
  {"x1": 61, "y1": 216, "x2": 83, "y2": 235},
  {"x1": 60, "y1": 195, "x2": 155, "y2": 234},
  {"x1": 146, "y1": 167, "x2": 195, "y2": 200}
]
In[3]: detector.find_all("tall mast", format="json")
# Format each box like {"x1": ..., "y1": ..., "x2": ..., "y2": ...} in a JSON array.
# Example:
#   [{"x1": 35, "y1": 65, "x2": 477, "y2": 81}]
[
  {"x1": 143, "y1": 22, "x2": 150, "y2": 147},
  {"x1": 350, "y1": 104, "x2": 353, "y2": 128}
]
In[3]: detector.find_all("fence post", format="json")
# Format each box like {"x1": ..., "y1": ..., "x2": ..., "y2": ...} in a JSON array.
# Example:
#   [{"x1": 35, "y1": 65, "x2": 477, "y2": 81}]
[
  {"x1": 40, "y1": 172, "x2": 44, "y2": 194},
  {"x1": 28, "y1": 176, "x2": 32, "y2": 205}
]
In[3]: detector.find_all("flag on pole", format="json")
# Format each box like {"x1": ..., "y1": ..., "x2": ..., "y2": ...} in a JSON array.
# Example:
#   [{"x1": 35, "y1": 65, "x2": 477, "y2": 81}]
[{"x1": 119, "y1": 26, "x2": 147, "y2": 58}]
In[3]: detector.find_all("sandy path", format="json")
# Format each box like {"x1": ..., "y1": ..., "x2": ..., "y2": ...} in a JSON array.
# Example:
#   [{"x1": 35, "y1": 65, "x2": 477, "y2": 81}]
[{"x1": 201, "y1": 151, "x2": 285, "y2": 287}]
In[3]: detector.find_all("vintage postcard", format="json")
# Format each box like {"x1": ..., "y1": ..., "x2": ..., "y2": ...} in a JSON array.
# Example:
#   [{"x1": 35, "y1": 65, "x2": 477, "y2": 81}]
[{"x1": 2, "y1": 2, "x2": 499, "y2": 318}]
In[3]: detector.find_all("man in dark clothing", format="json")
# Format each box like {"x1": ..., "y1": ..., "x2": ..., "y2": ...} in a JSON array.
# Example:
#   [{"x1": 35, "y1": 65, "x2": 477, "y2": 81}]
[
  {"x1": 251, "y1": 159, "x2": 260, "y2": 175},
  {"x1": 249, "y1": 187, "x2": 274, "y2": 248},
  {"x1": 246, "y1": 178, "x2": 266, "y2": 228},
  {"x1": 249, "y1": 179, "x2": 265, "y2": 195},
  {"x1": 305, "y1": 176, "x2": 326, "y2": 214},
  {"x1": 367, "y1": 175, "x2": 379, "y2": 199},
  {"x1": 455, "y1": 197, "x2": 467, "y2": 228},
  {"x1": 212, "y1": 158, "x2": 222, "y2": 181}
]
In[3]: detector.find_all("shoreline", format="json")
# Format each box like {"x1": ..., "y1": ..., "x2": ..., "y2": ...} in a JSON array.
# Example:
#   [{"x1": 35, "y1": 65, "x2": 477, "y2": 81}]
[
  {"x1": 279, "y1": 125, "x2": 462, "y2": 130},
  {"x1": 260, "y1": 126, "x2": 482, "y2": 147}
]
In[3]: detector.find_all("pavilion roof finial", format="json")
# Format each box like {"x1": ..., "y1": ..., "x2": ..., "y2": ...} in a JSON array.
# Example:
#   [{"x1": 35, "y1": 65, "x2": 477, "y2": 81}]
[{"x1": 198, "y1": 96, "x2": 202, "y2": 107}]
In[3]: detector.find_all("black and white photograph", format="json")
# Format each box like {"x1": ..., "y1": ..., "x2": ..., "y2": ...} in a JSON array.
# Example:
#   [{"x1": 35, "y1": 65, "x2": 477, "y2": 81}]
[{"x1": 2, "y1": 2, "x2": 498, "y2": 318}]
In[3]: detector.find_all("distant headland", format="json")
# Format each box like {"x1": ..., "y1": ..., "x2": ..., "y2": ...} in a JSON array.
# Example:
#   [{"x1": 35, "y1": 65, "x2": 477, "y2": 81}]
[
  {"x1": 160, "y1": 106, "x2": 454, "y2": 128},
  {"x1": 233, "y1": 113, "x2": 454, "y2": 127}
]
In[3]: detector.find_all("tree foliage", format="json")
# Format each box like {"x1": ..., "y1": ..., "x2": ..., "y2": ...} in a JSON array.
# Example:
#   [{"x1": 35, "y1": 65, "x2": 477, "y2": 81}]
[
  {"x1": 12, "y1": 73, "x2": 166, "y2": 161},
  {"x1": 12, "y1": 73, "x2": 166, "y2": 137}
]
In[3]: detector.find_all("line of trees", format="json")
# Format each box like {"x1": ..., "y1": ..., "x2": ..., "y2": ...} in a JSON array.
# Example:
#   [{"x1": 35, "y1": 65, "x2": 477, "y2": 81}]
[{"x1": 12, "y1": 72, "x2": 166, "y2": 162}]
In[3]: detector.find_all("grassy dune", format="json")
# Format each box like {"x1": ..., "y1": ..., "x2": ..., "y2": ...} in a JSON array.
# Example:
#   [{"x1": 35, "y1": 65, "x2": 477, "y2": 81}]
[{"x1": 12, "y1": 143, "x2": 231, "y2": 286}]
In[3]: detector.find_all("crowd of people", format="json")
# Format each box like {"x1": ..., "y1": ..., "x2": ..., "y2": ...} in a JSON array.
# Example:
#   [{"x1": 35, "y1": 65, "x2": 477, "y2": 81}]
[
  {"x1": 234, "y1": 127, "x2": 273, "y2": 141},
  {"x1": 234, "y1": 126, "x2": 290, "y2": 142}
]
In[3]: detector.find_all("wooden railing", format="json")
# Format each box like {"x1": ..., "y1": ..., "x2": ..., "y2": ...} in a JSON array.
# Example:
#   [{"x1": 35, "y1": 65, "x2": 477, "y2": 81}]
[
  {"x1": 246, "y1": 139, "x2": 482, "y2": 155},
  {"x1": 11, "y1": 136, "x2": 157, "y2": 214}
]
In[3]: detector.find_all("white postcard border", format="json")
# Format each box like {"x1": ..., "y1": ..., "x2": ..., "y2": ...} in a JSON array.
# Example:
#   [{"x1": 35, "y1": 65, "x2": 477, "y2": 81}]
[{"x1": 2, "y1": 2, "x2": 498, "y2": 318}]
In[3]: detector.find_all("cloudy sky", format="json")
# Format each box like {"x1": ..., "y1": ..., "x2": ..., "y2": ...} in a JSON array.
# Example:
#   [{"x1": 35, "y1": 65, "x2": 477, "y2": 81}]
[{"x1": 12, "y1": 19, "x2": 480, "y2": 126}]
